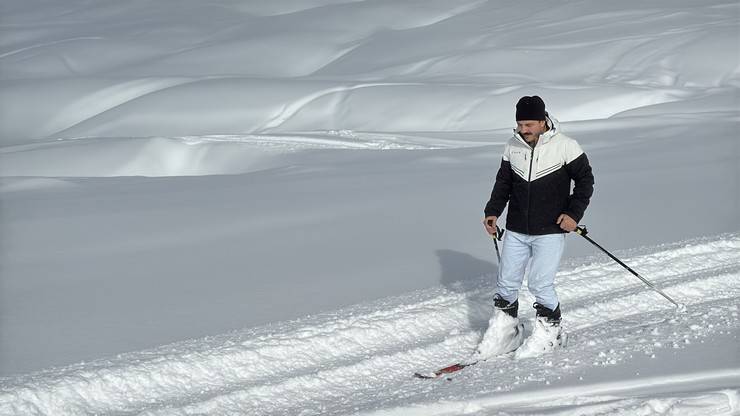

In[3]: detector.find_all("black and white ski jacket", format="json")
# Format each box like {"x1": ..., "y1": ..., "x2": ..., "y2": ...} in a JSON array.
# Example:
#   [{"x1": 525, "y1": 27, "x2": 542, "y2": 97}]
[{"x1": 485, "y1": 116, "x2": 594, "y2": 235}]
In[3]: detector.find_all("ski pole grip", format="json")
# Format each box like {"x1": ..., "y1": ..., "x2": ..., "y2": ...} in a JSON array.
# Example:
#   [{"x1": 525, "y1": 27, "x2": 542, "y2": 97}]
[{"x1": 576, "y1": 226, "x2": 588, "y2": 236}]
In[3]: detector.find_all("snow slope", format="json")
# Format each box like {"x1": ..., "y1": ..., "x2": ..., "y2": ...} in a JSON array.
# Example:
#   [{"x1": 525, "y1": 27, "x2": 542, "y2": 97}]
[
  {"x1": 0, "y1": 0, "x2": 739, "y2": 414},
  {"x1": 2, "y1": 111, "x2": 737, "y2": 378},
  {"x1": 1, "y1": 234, "x2": 738, "y2": 415},
  {"x1": 0, "y1": 0, "x2": 738, "y2": 146}
]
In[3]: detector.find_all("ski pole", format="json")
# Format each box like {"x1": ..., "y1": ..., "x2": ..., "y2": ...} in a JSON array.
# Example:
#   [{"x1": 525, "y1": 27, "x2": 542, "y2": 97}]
[
  {"x1": 491, "y1": 226, "x2": 504, "y2": 263},
  {"x1": 575, "y1": 226, "x2": 684, "y2": 309}
]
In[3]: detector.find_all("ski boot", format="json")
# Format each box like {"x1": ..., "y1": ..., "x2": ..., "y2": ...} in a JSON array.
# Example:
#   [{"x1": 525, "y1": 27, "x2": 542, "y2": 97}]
[
  {"x1": 515, "y1": 302, "x2": 565, "y2": 359},
  {"x1": 468, "y1": 295, "x2": 525, "y2": 362}
]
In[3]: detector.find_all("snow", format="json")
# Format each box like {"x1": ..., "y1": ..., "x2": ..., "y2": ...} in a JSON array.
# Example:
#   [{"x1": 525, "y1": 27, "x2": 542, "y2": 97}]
[
  {"x1": 0, "y1": 0, "x2": 739, "y2": 414},
  {"x1": 1, "y1": 236, "x2": 739, "y2": 415}
]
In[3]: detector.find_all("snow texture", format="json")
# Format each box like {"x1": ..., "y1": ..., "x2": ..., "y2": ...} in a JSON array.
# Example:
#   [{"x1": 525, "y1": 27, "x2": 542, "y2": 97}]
[{"x1": 0, "y1": 0, "x2": 738, "y2": 414}]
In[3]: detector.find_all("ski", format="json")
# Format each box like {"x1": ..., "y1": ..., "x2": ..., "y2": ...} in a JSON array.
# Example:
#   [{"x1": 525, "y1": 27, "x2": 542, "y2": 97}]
[
  {"x1": 413, "y1": 361, "x2": 477, "y2": 379},
  {"x1": 415, "y1": 329, "x2": 571, "y2": 379}
]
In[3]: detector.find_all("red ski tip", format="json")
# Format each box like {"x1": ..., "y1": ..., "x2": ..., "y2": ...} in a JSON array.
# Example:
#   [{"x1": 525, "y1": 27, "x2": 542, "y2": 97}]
[{"x1": 414, "y1": 362, "x2": 477, "y2": 379}]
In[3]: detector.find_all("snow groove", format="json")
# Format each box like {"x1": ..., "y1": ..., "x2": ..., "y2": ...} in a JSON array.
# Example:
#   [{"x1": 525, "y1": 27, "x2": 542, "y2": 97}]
[
  {"x1": 362, "y1": 370, "x2": 740, "y2": 416},
  {"x1": 0, "y1": 290, "x2": 477, "y2": 415},
  {"x1": 258, "y1": 82, "x2": 423, "y2": 132}
]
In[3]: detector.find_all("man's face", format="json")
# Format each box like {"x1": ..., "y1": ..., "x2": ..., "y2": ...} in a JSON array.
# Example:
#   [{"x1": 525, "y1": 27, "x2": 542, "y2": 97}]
[{"x1": 516, "y1": 120, "x2": 547, "y2": 143}]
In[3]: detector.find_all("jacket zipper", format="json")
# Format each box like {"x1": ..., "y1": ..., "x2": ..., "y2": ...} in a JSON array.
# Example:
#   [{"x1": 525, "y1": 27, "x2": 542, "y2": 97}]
[{"x1": 526, "y1": 144, "x2": 535, "y2": 234}]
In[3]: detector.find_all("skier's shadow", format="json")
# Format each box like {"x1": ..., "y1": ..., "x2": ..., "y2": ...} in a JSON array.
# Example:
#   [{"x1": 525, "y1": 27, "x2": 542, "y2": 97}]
[{"x1": 436, "y1": 249, "x2": 497, "y2": 331}]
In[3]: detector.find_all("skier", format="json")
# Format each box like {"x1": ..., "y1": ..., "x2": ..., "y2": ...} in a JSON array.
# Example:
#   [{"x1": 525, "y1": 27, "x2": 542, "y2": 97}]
[{"x1": 476, "y1": 96, "x2": 595, "y2": 360}]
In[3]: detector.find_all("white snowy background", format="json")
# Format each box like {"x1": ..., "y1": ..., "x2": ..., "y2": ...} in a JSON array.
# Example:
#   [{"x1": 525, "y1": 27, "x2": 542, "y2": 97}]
[{"x1": 0, "y1": 0, "x2": 738, "y2": 414}]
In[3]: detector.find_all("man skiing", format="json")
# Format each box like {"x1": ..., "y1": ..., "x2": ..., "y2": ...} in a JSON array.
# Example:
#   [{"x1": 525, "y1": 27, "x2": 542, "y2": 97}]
[{"x1": 476, "y1": 95, "x2": 594, "y2": 360}]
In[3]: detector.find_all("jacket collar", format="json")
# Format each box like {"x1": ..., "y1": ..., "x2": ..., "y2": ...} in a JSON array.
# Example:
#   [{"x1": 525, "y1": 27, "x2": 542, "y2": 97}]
[{"x1": 513, "y1": 114, "x2": 560, "y2": 147}]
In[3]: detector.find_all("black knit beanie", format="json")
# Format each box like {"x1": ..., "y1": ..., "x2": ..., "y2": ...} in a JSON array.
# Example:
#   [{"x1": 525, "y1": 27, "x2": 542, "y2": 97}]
[{"x1": 515, "y1": 96, "x2": 546, "y2": 121}]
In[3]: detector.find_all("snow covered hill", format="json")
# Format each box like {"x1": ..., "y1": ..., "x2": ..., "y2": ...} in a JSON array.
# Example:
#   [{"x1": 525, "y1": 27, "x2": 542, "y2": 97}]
[
  {"x1": 1, "y1": 0, "x2": 738, "y2": 147},
  {"x1": 0, "y1": 0, "x2": 738, "y2": 414}
]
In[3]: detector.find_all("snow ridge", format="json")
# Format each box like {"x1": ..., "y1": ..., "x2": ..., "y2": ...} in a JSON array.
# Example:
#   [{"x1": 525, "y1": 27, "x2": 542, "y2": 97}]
[{"x1": 2, "y1": 0, "x2": 737, "y2": 145}]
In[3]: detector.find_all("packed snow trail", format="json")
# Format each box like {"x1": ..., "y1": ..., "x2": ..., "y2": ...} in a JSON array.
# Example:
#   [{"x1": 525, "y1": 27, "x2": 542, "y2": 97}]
[{"x1": 1, "y1": 234, "x2": 738, "y2": 415}]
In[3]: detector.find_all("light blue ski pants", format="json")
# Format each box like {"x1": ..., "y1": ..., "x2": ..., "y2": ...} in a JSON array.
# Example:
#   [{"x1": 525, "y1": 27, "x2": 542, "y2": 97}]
[{"x1": 496, "y1": 230, "x2": 566, "y2": 311}]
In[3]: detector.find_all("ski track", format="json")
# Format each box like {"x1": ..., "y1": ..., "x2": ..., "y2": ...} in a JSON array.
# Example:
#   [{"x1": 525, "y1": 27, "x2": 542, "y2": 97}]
[
  {"x1": 1, "y1": 234, "x2": 738, "y2": 415},
  {"x1": 362, "y1": 371, "x2": 740, "y2": 416}
]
